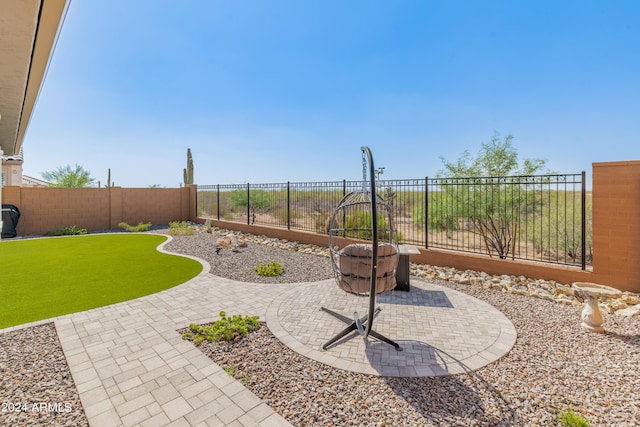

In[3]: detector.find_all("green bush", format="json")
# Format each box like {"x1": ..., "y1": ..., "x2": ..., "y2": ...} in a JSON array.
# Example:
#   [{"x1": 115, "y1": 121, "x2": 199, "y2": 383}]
[
  {"x1": 343, "y1": 211, "x2": 395, "y2": 241},
  {"x1": 184, "y1": 311, "x2": 260, "y2": 343},
  {"x1": 254, "y1": 262, "x2": 285, "y2": 277},
  {"x1": 227, "y1": 189, "x2": 271, "y2": 212},
  {"x1": 412, "y1": 196, "x2": 459, "y2": 233},
  {"x1": 118, "y1": 222, "x2": 152, "y2": 232},
  {"x1": 558, "y1": 408, "x2": 590, "y2": 427},
  {"x1": 44, "y1": 225, "x2": 88, "y2": 236},
  {"x1": 168, "y1": 221, "x2": 194, "y2": 236}
]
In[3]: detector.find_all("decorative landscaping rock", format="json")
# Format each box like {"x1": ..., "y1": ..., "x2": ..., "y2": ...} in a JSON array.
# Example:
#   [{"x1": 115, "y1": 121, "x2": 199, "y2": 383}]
[
  {"x1": 200, "y1": 224, "x2": 640, "y2": 316},
  {"x1": 610, "y1": 299, "x2": 628, "y2": 311},
  {"x1": 622, "y1": 292, "x2": 640, "y2": 305},
  {"x1": 410, "y1": 263, "x2": 640, "y2": 316},
  {"x1": 615, "y1": 303, "x2": 640, "y2": 317},
  {"x1": 215, "y1": 236, "x2": 233, "y2": 248}
]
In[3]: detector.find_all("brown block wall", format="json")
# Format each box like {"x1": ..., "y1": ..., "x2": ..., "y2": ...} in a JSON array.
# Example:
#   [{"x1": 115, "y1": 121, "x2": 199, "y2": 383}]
[
  {"x1": 2, "y1": 185, "x2": 196, "y2": 235},
  {"x1": 3, "y1": 187, "x2": 110, "y2": 234},
  {"x1": 590, "y1": 161, "x2": 640, "y2": 292},
  {"x1": 119, "y1": 187, "x2": 195, "y2": 227}
]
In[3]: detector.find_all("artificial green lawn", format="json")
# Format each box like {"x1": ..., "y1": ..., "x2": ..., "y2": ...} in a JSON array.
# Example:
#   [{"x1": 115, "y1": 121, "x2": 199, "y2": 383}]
[{"x1": 0, "y1": 234, "x2": 203, "y2": 329}]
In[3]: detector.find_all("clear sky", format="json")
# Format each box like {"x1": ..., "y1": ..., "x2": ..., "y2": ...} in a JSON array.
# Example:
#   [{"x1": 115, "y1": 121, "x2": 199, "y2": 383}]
[{"x1": 23, "y1": 0, "x2": 639, "y2": 187}]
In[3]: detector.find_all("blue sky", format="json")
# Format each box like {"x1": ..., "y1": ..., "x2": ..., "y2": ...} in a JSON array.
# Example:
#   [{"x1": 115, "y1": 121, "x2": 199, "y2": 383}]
[{"x1": 24, "y1": 0, "x2": 639, "y2": 187}]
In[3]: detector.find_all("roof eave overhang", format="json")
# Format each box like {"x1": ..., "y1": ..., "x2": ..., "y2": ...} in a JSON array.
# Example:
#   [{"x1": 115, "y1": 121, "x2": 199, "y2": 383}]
[{"x1": 0, "y1": 0, "x2": 70, "y2": 156}]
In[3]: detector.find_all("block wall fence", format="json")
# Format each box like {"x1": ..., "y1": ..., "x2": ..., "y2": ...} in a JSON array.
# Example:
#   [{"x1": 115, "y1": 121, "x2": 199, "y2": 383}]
[
  {"x1": 2, "y1": 162, "x2": 639, "y2": 292},
  {"x1": 2, "y1": 185, "x2": 197, "y2": 235}
]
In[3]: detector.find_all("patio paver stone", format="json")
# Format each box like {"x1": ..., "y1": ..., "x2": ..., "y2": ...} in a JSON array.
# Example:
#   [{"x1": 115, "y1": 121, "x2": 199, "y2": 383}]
[{"x1": 1, "y1": 246, "x2": 516, "y2": 426}]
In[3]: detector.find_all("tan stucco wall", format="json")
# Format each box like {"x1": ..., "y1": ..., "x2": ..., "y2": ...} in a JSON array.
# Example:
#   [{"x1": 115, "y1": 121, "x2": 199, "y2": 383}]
[
  {"x1": 589, "y1": 161, "x2": 640, "y2": 292},
  {"x1": 2, "y1": 185, "x2": 196, "y2": 235},
  {"x1": 1, "y1": 163, "x2": 22, "y2": 186}
]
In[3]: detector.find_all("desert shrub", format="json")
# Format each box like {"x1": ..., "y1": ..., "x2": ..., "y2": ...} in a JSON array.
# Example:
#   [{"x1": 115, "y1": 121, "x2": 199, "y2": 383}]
[
  {"x1": 523, "y1": 191, "x2": 592, "y2": 264},
  {"x1": 343, "y1": 211, "x2": 394, "y2": 241},
  {"x1": 197, "y1": 190, "x2": 217, "y2": 217},
  {"x1": 216, "y1": 192, "x2": 233, "y2": 218},
  {"x1": 557, "y1": 408, "x2": 590, "y2": 427},
  {"x1": 313, "y1": 212, "x2": 331, "y2": 234},
  {"x1": 412, "y1": 194, "x2": 459, "y2": 233},
  {"x1": 273, "y1": 201, "x2": 297, "y2": 227},
  {"x1": 184, "y1": 311, "x2": 260, "y2": 343},
  {"x1": 44, "y1": 225, "x2": 87, "y2": 236},
  {"x1": 168, "y1": 221, "x2": 194, "y2": 236},
  {"x1": 118, "y1": 222, "x2": 152, "y2": 232},
  {"x1": 254, "y1": 262, "x2": 284, "y2": 277},
  {"x1": 227, "y1": 189, "x2": 271, "y2": 212}
]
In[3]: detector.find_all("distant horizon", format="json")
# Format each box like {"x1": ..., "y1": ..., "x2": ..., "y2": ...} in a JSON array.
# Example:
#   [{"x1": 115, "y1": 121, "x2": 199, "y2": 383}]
[{"x1": 25, "y1": 164, "x2": 597, "y2": 190}]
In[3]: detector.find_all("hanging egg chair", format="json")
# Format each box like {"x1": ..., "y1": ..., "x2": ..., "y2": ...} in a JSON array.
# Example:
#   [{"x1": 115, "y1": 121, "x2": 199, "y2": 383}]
[
  {"x1": 321, "y1": 146, "x2": 401, "y2": 351},
  {"x1": 328, "y1": 189, "x2": 399, "y2": 296}
]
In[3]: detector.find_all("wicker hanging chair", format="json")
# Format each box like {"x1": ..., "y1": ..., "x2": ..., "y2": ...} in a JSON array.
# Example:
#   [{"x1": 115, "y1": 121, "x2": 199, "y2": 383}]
[
  {"x1": 321, "y1": 146, "x2": 401, "y2": 351},
  {"x1": 329, "y1": 191, "x2": 399, "y2": 296}
]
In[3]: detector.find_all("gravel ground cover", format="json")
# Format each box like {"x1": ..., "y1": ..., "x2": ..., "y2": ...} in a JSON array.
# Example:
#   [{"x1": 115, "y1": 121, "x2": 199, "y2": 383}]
[
  {"x1": 162, "y1": 231, "x2": 334, "y2": 283},
  {"x1": 0, "y1": 323, "x2": 88, "y2": 427},
  {"x1": 2, "y1": 228, "x2": 639, "y2": 426},
  {"x1": 174, "y1": 230, "x2": 640, "y2": 426},
  {"x1": 185, "y1": 283, "x2": 640, "y2": 426}
]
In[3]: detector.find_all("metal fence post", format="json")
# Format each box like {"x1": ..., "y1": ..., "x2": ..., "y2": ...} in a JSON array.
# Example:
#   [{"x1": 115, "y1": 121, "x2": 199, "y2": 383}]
[
  {"x1": 581, "y1": 171, "x2": 586, "y2": 270},
  {"x1": 216, "y1": 184, "x2": 220, "y2": 220},
  {"x1": 247, "y1": 183, "x2": 250, "y2": 225},
  {"x1": 195, "y1": 184, "x2": 198, "y2": 219},
  {"x1": 287, "y1": 181, "x2": 291, "y2": 230},
  {"x1": 425, "y1": 176, "x2": 429, "y2": 249}
]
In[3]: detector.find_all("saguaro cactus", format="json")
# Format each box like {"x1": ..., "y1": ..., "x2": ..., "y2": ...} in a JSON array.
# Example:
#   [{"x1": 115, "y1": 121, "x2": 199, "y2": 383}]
[{"x1": 183, "y1": 148, "x2": 194, "y2": 185}]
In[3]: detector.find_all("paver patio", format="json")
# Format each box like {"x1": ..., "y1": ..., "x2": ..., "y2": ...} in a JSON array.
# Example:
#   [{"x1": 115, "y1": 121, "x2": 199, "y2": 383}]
[{"x1": 1, "y1": 245, "x2": 516, "y2": 426}]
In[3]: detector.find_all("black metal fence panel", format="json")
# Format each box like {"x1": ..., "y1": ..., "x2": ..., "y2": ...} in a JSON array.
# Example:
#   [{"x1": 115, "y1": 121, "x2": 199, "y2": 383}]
[{"x1": 197, "y1": 172, "x2": 589, "y2": 268}]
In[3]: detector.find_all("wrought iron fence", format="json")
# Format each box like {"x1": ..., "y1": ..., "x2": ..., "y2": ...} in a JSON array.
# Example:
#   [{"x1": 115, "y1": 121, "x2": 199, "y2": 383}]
[{"x1": 198, "y1": 172, "x2": 588, "y2": 269}]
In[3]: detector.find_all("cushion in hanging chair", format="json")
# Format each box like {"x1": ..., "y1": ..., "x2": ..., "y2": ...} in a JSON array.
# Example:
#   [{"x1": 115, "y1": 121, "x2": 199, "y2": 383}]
[{"x1": 338, "y1": 243, "x2": 398, "y2": 295}]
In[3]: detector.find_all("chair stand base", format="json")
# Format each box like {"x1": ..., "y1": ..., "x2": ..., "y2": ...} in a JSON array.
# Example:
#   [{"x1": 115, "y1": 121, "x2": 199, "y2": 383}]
[{"x1": 320, "y1": 306, "x2": 401, "y2": 351}]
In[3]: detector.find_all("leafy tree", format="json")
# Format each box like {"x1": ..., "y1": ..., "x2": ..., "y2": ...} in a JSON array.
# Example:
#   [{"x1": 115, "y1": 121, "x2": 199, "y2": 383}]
[
  {"x1": 439, "y1": 134, "x2": 545, "y2": 177},
  {"x1": 435, "y1": 133, "x2": 548, "y2": 259},
  {"x1": 42, "y1": 164, "x2": 95, "y2": 188}
]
